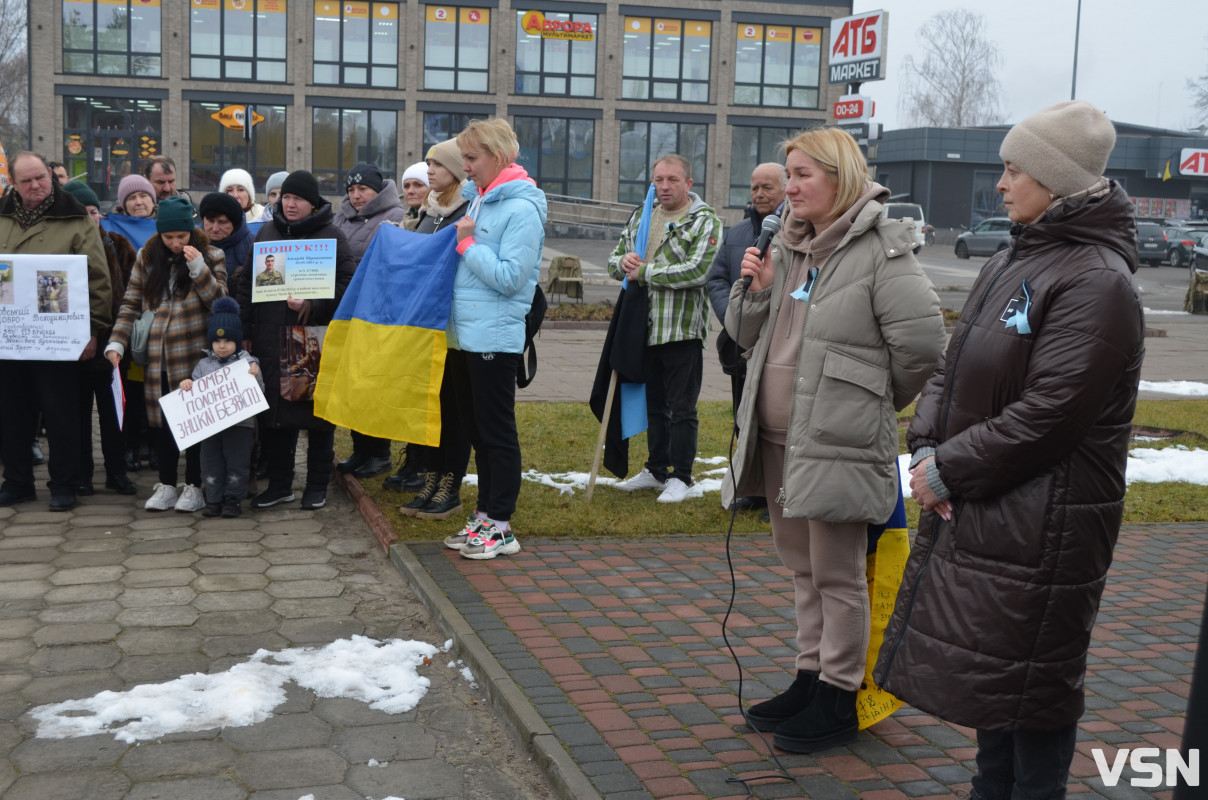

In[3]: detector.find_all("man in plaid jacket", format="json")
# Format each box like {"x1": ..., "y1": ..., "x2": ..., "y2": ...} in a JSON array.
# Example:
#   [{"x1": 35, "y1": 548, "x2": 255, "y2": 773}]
[{"x1": 607, "y1": 154, "x2": 721, "y2": 504}]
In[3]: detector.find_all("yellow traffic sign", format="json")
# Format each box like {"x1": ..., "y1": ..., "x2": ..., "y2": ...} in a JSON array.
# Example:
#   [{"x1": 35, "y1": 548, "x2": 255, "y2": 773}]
[{"x1": 210, "y1": 105, "x2": 266, "y2": 131}]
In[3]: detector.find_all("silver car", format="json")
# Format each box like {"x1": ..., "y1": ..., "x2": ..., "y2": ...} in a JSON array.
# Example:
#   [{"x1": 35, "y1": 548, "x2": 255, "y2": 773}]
[{"x1": 955, "y1": 217, "x2": 1013, "y2": 258}]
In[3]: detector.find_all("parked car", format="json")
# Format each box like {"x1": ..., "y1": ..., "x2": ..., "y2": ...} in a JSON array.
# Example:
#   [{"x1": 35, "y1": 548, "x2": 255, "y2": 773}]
[
  {"x1": 1136, "y1": 222, "x2": 1167, "y2": 268},
  {"x1": 954, "y1": 217, "x2": 1012, "y2": 258},
  {"x1": 1165, "y1": 228, "x2": 1201, "y2": 270},
  {"x1": 1191, "y1": 233, "x2": 1208, "y2": 277},
  {"x1": 882, "y1": 202, "x2": 926, "y2": 248}
]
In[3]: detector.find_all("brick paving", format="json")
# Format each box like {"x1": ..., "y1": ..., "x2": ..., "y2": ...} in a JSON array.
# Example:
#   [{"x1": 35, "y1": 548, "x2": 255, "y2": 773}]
[{"x1": 397, "y1": 526, "x2": 1204, "y2": 800}]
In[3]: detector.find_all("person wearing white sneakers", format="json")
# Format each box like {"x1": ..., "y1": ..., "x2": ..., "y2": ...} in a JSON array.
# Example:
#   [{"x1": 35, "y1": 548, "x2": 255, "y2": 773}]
[
  {"x1": 104, "y1": 196, "x2": 228, "y2": 514},
  {"x1": 607, "y1": 155, "x2": 721, "y2": 505}
]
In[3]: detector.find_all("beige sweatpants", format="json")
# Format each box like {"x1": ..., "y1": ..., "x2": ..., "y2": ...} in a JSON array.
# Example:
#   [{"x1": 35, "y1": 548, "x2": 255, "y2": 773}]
[{"x1": 760, "y1": 438, "x2": 870, "y2": 693}]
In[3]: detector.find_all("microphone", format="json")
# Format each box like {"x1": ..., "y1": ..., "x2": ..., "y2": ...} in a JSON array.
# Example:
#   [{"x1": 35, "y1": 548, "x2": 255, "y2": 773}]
[{"x1": 741, "y1": 214, "x2": 782, "y2": 293}]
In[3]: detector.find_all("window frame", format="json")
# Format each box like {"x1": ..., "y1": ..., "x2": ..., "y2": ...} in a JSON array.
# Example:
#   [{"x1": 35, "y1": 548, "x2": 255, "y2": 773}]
[
  {"x1": 311, "y1": 107, "x2": 399, "y2": 194},
  {"x1": 188, "y1": 101, "x2": 288, "y2": 192},
  {"x1": 61, "y1": 0, "x2": 162, "y2": 77},
  {"x1": 312, "y1": 1, "x2": 400, "y2": 88},
  {"x1": 421, "y1": 111, "x2": 480, "y2": 155},
  {"x1": 423, "y1": 5, "x2": 492, "y2": 93},
  {"x1": 732, "y1": 23, "x2": 822, "y2": 109},
  {"x1": 617, "y1": 119, "x2": 707, "y2": 205},
  {"x1": 513, "y1": 115, "x2": 595, "y2": 199},
  {"x1": 620, "y1": 16, "x2": 711, "y2": 104},
  {"x1": 514, "y1": 10, "x2": 597, "y2": 98},
  {"x1": 190, "y1": 0, "x2": 289, "y2": 83},
  {"x1": 726, "y1": 124, "x2": 793, "y2": 208}
]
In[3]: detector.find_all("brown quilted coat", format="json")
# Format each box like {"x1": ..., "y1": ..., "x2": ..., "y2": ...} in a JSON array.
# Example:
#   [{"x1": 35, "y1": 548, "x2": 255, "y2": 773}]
[{"x1": 873, "y1": 182, "x2": 1145, "y2": 731}]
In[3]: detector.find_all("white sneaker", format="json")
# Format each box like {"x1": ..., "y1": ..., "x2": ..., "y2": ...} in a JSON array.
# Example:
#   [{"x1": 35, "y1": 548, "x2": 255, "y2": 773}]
[
  {"x1": 145, "y1": 482, "x2": 179, "y2": 512},
  {"x1": 657, "y1": 477, "x2": 692, "y2": 504},
  {"x1": 614, "y1": 468, "x2": 666, "y2": 492},
  {"x1": 174, "y1": 484, "x2": 206, "y2": 513}
]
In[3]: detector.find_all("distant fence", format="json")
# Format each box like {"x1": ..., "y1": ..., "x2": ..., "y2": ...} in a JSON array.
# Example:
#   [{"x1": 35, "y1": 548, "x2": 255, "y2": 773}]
[{"x1": 543, "y1": 193, "x2": 631, "y2": 239}]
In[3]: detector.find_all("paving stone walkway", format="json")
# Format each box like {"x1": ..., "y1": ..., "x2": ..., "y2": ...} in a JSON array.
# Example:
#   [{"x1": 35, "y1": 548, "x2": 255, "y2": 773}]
[{"x1": 392, "y1": 523, "x2": 1204, "y2": 800}]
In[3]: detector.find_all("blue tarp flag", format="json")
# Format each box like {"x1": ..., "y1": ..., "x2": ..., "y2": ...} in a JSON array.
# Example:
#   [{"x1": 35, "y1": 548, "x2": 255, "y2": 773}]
[
  {"x1": 102, "y1": 214, "x2": 265, "y2": 251},
  {"x1": 620, "y1": 182, "x2": 656, "y2": 439}
]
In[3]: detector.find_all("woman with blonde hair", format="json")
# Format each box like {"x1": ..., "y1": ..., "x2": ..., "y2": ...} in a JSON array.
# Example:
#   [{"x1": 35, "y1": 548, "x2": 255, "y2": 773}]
[
  {"x1": 440, "y1": 118, "x2": 546, "y2": 560},
  {"x1": 725, "y1": 126, "x2": 945, "y2": 753}
]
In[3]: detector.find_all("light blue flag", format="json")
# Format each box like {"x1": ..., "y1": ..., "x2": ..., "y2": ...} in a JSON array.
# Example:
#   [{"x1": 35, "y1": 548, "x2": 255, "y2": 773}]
[
  {"x1": 620, "y1": 183, "x2": 655, "y2": 440},
  {"x1": 102, "y1": 214, "x2": 265, "y2": 251}
]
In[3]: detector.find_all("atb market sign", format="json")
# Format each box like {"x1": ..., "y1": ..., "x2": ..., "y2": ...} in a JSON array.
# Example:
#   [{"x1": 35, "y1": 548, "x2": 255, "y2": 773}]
[
  {"x1": 521, "y1": 10, "x2": 594, "y2": 40},
  {"x1": 829, "y1": 10, "x2": 887, "y2": 84}
]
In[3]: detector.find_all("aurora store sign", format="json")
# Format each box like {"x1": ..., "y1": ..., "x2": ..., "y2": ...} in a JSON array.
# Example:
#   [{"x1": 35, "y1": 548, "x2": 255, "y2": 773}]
[{"x1": 521, "y1": 10, "x2": 594, "y2": 40}]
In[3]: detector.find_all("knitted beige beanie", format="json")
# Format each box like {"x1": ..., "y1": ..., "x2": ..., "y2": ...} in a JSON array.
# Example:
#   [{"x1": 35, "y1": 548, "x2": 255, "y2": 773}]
[
  {"x1": 999, "y1": 100, "x2": 1116, "y2": 197},
  {"x1": 425, "y1": 139, "x2": 463, "y2": 180}
]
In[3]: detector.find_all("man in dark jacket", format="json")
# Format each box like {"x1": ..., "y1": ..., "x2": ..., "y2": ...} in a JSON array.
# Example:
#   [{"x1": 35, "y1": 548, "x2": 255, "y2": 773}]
[
  {"x1": 0, "y1": 152, "x2": 112, "y2": 511},
  {"x1": 237, "y1": 170, "x2": 356, "y2": 512},
  {"x1": 704, "y1": 162, "x2": 783, "y2": 514}
]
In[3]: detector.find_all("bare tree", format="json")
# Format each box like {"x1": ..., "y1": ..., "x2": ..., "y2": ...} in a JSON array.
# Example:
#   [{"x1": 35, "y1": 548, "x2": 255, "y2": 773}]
[
  {"x1": 899, "y1": 9, "x2": 1004, "y2": 128},
  {"x1": 1190, "y1": 61, "x2": 1208, "y2": 126},
  {"x1": 0, "y1": 0, "x2": 28, "y2": 150}
]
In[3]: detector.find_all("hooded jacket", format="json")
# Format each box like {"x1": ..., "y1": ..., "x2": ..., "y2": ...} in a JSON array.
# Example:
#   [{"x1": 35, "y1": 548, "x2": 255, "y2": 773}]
[
  {"x1": 0, "y1": 183, "x2": 113, "y2": 339},
  {"x1": 451, "y1": 165, "x2": 547, "y2": 354},
  {"x1": 333, "y1": 179, "x2": 408, "y2": 262},
  {"x1": 237, "y1": 201, "x2": 356, "y2": 429},
  {"x1": 873, "y1": 181, "x2": 1145, "y2": 731},
  {"x1": 721, "y1": 194, "x2": 945, "y2": 524}
]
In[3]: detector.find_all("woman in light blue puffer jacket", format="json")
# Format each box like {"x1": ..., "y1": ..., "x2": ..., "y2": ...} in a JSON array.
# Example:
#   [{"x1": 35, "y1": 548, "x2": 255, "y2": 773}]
[{"x1": 442, "y1": 118, "x2": 546, "y2": 561}]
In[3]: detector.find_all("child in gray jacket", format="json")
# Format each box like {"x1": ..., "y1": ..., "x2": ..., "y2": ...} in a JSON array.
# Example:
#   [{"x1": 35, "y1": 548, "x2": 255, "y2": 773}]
[{"x1": 179, "y1": 297, "x2": 265, "y2": 517}]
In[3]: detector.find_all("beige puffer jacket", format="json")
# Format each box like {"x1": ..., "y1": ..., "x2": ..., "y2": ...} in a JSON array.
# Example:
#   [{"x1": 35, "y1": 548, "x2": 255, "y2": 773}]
[{"x1": 722, "y1": 200, "x2": 945, "y2": 523}]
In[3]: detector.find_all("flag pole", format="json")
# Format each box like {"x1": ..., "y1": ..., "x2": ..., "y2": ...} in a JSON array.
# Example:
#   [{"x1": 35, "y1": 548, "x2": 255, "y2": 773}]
[{"x1": 585, "y1": 369, "x2": 618, "y2": 502}]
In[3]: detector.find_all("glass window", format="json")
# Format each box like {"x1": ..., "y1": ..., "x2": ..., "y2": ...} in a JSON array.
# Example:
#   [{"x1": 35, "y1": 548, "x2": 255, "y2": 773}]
[
  {"x1": 515, "y1": 11, "x2": 596, "y2": 97},
  {"x1": 514, "y1": 116, "x2": 594, "y2": 199},
  {"x1": 189, "y1": 102, "x2": 288, "y2": 192},
  {"x1": 62, "y1": 96, "x2": 163, "y2": 201},
  {"x1": 971, "y1": 170, "x2": 1007, "y2": 228},
  {"x1": 728, "y1": 125, "x2": 793, "y2": 207},
  {"x1": 190, "y1": 0, "x2": 288, "y2": 82},
  {"x1": 733, "y1": 24, "x2": 821, "y2": 108},
  {"x1": 621, "y1": 17, "x2": 710, "y2": 103},
  {"x1": 617, "y1": 119, "x2": 706, "y2": 205},
  {"x1": 61, "y1": 0, "x2": 162, "y2": 76},
  {"x1": 424, "y1": 6, "x2": 491, "y2": 92},
  {"x1": 311, "y1": 108, "x2": 399, "y2": 193},
  {"x1": 313, "y1": 2, "x2": 399, "y2": 87},
  {"x1": 422, "y1": 112, "x2": 481, "y2": 155}
]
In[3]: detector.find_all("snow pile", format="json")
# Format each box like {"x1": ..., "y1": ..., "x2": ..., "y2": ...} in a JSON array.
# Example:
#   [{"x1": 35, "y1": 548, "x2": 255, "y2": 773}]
[
  {"x1": 31, "y1": 636, "x2": 439, "y2": 743},
  {"x1": 1138, "y1": 380, "x2": 1208, "y2": 397}
]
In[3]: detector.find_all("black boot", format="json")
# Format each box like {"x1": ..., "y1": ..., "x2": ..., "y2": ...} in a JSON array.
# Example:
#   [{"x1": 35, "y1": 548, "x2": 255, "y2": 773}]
[
  {"x1": 415, "y1": 473, "x2": 463, "y2": 520},
  {"x1": 336, "y1": 452, "x2": 368, "y2": 475},
  {"x1": 745, "y1": 669, "x2": 819, "y2": 732},
  {"x1": 772, "y1": 679, "x2": 858, "y2": 754},
  {"x1": 398, "y1": 472, "x2": 439, "y2": 517}
]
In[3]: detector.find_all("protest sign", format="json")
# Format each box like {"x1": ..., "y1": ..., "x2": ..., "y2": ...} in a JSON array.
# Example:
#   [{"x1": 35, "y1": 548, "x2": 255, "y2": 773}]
[
  {"x1": 158, "y1": 359, "x2": 268, "y2": 450},
  {"x1": 0, "y1": 254, "x2": 90, "y2": 360},
  {"x1": 250, "y1": 239, "x2": 336, "y2": 303}
]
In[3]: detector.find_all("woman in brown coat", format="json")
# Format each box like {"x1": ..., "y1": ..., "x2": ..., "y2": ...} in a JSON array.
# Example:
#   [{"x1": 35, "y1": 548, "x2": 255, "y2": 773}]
[
  {"x1": 874, "y1": 101, "x2": 1145, "y2": 800},
  {"x1": 105, "y1": 197, "x2": 227, "y2": 513}
]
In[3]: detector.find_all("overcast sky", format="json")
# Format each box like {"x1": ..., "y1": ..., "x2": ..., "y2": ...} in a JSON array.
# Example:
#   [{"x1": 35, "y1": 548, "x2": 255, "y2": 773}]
[{"x1": 850, "y1": 0, "x2": 1208, "y2": 132}]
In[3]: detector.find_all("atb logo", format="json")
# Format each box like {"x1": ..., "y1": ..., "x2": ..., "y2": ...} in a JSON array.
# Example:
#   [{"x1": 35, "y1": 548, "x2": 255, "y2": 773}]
[{"x1": 1092, "y1": 748, "x2": 1199, "y2": 788}]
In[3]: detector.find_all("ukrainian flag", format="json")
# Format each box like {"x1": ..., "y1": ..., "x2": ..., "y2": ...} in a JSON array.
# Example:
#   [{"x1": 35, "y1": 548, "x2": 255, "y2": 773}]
[
  {"x1": 314, "y1": 224, "x2": 459, "y2": 445},
  {"x1": 858, "y1": 463, "x2": 909, "y2": 729}
]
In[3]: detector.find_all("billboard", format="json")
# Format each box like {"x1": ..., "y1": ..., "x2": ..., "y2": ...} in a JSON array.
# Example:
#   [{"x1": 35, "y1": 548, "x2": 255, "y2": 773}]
[{"x1": 829, "y1": 10, "x2": 887, "y2": 84}]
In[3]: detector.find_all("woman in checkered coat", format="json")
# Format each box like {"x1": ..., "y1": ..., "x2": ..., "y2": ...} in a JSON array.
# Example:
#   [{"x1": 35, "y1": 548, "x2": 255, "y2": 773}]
[{"x1": 105, "y1": 197, "x2": 228, "y2": 513}]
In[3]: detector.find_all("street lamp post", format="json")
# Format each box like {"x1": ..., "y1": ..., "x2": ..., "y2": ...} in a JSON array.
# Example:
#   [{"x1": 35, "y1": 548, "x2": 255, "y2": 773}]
[{"x1": 1070, "y1": 0, "x2": 1082, "y2": 100}]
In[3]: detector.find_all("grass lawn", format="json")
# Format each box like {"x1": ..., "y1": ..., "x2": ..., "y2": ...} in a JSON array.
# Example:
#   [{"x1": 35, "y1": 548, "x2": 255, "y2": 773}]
[{"x1": 335, "y1": 398, "x2": 1208, "y2": 541}]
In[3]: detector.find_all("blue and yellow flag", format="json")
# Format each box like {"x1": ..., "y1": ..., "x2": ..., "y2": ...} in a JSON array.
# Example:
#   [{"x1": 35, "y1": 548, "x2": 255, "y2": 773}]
[
  {"x1": 101, "y1": 214, "x2": 264, "y2": 251},
  {"x1": 858, "y1": 463, "x2": 909, "y2": 729},
  {"x1": 314, "y1": 224, "x2": 459, "y2": 445}
]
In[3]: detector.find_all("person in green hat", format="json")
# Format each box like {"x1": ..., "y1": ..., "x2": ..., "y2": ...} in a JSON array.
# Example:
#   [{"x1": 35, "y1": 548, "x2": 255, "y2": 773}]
[{"x1": 104, "y1": 195, "x2": 228, "y2": 514}]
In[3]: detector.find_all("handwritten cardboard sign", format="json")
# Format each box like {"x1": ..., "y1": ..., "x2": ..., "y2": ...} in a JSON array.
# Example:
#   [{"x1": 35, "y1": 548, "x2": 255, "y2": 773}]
[
  {"x1": 0, "y1": 254, "x2": 90, "y2": 360},
  {"x1": 250, "y1": 239, "x2": 337, "y2": 303},
  {"x1": 158, "y1": 359, "x2": 268, "y2": 449}
]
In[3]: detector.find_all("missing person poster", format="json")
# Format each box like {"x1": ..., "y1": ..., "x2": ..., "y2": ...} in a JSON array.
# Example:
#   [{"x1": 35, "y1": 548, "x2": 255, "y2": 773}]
[
  {"x1": 250, "y1": 240, "x2": 337, "y2": 303},
  {"x1": 158, "y1": 359, "x2": 268, "y2": 450},
  {"x1": 0, "y1": 254, "x2": 91, "y2": 360}
]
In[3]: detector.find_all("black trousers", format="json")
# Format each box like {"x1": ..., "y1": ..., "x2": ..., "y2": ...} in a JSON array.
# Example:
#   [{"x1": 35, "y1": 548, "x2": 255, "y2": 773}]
[
  {"x1": 0, "y1": 360, "x2": 81, "y2": 495},
  {"x1": 124, "y1": 363, "x2": 152, "y2": 456},
  {"x1": 78, "y1": 362, "x2": 126, "y2": 484},
  {"x1": 262, "y1": 424, "x2": 335, "y2": 491},
  {"x1": 200, "y1": 426, "x2": 254, "y2": 503},
  {"x1": 644, "y1": 339, "x2": 703, "y2": 484},
  {"x1": 157, "y1": 373, "x2": 200, "y2": 487},
  {"x1": 350, "y1": 429, "x2": 390, "y2": 459},
  {"x1": 447, "y1": 348, "x2": 521, "y2": 521},
  {"x1": 971, "y1": 724, "x2": 1077, "y2": 800}
]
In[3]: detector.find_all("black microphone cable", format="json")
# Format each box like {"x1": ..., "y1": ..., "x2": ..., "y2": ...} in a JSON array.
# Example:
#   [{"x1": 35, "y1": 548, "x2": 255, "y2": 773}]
[{"x1": 718, "y1": 253, "x2": 802, "y2": 799}]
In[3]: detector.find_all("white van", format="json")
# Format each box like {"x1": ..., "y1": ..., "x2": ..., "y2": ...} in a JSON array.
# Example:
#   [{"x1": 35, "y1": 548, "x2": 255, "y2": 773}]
[{"x1": 882, "y1": 202, "x2": 926, "y2": 249}]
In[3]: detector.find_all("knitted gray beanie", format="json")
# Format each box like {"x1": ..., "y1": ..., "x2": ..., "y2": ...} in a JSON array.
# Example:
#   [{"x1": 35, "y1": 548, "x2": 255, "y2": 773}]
[{"x1": 999, "y1": 100, "x2": 1116, "y2": 197}]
